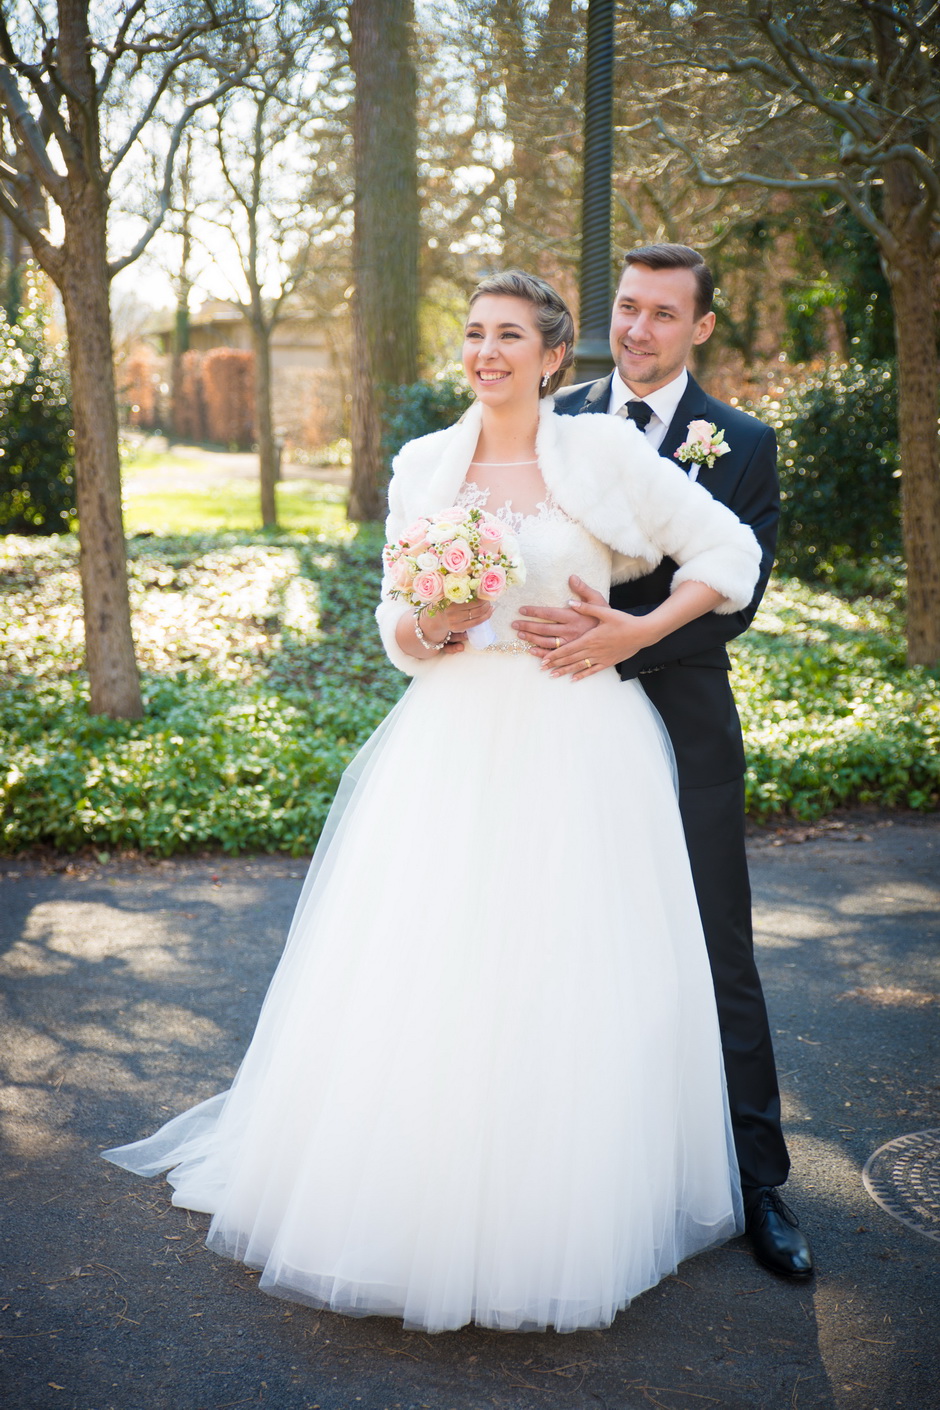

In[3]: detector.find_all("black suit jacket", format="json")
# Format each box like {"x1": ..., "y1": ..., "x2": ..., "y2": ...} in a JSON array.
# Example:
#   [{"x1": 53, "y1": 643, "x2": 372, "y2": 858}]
[{"x1": 552, "y1": 373, "x2": 779, "y2": 786}]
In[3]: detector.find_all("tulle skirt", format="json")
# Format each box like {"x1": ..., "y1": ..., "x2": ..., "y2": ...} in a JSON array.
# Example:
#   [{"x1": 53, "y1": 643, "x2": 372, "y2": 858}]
[{"x1": 103, "y1": 650, "x2": 743, "y2": 1332}]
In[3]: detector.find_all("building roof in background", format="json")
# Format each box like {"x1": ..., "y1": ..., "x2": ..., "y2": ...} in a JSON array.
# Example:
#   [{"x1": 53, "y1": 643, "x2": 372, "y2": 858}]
[{"x1": 145, "y1": 297, "x2": 330, "y2": 339}]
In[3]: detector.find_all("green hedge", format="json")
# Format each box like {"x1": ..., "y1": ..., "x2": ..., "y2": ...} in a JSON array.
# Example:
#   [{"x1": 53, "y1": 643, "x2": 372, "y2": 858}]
[
  {"x1": 382, "y1": 368, "x2": 473, "y2": 465},
  {"x1": 0, "y1": 272, "x2": 75, "y2": 535},
  {"x1": 763, "y1": 360, "x2": 900, "y2": 585},
  {"x1": 0, "y1": 529, "x2": 936, "y2": 855}
]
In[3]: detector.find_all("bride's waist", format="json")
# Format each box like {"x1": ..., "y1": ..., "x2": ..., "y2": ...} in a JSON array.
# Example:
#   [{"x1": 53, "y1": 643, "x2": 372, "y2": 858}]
[{"x1": 480, "y1": 639, "x2": 532, "y2": 656}]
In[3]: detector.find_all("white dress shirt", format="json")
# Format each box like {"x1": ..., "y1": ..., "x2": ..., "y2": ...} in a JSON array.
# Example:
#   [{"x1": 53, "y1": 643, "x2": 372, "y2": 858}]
[{"x1": 607, "y1": 367, "x2": 689, "y2": 452}]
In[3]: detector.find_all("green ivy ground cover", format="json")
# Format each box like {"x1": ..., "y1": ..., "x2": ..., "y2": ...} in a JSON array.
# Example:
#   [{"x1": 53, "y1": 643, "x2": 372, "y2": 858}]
[{"x1": 1, "y1": 530, "x2": 937, "y2": 855}]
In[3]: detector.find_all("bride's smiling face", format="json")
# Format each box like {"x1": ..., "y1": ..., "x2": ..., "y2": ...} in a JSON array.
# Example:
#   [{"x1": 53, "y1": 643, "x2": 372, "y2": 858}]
[{"x1": 462, "y1": 295, "x2": 564, "y2": 406}]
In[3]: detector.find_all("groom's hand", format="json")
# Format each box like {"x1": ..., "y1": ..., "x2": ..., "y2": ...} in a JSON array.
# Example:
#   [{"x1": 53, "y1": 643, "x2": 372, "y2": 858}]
[
  {"x1": 512, "y1": 576, "x2": 602, "y2": 655},
  {"x1": 525, "y1": 578, "x2": 659, "y2": 682}
]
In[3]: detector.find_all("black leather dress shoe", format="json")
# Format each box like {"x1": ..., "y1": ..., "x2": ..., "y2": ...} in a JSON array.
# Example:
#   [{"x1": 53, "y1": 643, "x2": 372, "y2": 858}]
[{"x1": 745, "y1": 1187, "x2": 814, "y2": 1279}]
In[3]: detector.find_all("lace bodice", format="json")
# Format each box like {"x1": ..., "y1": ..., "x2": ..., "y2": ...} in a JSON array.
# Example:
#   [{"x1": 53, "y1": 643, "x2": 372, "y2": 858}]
[{"x1": 455, "y1": 482, "x2": 613, "y2": 647}]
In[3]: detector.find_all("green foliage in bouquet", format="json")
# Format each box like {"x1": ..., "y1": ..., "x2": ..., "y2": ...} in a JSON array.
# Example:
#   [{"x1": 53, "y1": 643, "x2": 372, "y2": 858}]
[
  {"x1": 764, "y1": 361, "x2": 900, "y2": 587},
  {"x1": 0, "y1": 269, "x2": 75, "y2": 535}
]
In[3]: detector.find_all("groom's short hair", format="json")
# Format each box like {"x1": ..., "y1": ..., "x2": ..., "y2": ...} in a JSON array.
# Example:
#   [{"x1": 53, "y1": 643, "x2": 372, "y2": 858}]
[{"x1": 620, "y1": 244, "x2": 714, "y2": 320}]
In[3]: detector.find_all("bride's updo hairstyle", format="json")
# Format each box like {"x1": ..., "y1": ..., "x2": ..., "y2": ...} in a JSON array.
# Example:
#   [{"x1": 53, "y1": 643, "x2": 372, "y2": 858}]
[{"x1": 469, "y1": 270, "x2": 575, "y2": 397}]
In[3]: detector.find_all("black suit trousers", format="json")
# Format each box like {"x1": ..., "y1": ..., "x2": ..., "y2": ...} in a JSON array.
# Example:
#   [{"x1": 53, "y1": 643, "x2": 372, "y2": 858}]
[
  {"x1": 676, "y1": 776, "x2": 790, "y2": 1192},
  {"x1": 638, "y1": 660, "x2": 791, "y2": 1192}
]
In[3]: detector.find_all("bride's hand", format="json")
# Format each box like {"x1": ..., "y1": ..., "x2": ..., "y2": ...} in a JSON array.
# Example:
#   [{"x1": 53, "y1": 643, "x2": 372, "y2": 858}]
[{"x1": 413, "y1": 596, "x2": 494, "y2": 654}]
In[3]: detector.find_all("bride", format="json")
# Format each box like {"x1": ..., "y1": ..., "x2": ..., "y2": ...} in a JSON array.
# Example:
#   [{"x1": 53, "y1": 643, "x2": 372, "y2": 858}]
[{"x1": 104, "y1": 271, "x2": 762, "y2": 1334}]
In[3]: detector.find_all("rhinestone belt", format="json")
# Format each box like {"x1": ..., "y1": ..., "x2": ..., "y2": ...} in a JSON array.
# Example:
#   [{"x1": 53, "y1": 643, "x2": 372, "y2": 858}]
[{"x1": 483, "y1": 640, "x2": 532, "y2": 655}]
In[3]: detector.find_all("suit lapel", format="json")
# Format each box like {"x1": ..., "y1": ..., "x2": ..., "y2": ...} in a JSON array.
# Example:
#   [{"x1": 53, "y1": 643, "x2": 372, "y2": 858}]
[
  {"x1": 578, "y1": 375, "x2": 614, "y2": 414},
  {"x1": 658, "y1": 372, "x2": 709, "y2": 466},
  {"x1": 577, "y1": 371, "x2": 712, "y2": 475}
]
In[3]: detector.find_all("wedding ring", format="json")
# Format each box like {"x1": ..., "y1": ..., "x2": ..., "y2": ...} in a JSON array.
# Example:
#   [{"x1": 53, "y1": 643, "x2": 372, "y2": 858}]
[
  {"x1": 584, "y1": 658, "x2": 592, "y2": 669},
  {"x1": 555, "y1": 637, "x2": 561, "y2": 649}
]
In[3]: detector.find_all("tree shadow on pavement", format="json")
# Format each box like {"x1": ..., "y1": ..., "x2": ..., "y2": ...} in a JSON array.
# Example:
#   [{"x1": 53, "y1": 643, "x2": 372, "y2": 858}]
[{"x1": 2, "y1": 833, "x2": 938, "y2": 1410}]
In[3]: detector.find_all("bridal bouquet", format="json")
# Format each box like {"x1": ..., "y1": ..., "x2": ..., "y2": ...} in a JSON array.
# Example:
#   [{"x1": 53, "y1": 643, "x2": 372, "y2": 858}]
[{"x1": 383, "y1": 505, "x2": 525, "y2": 648}]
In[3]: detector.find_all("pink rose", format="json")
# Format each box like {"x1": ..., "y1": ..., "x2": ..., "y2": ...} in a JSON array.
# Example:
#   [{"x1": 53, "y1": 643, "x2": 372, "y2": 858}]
[
  {"x1": 479, "y1": 518, "x2": 504, "y2": 550},
  {"x1": 436, "y1": 505, "x2": 470, "y2": 524},
  {"x1": 478, "y1": 567, "x2": 507, "y2": 599},
  {"x1": 393, "y1": 558, "x2": 415, "y2": 588},
  {"x1": 687, "y1": 419, "x2": 714, "y2": 440},
  {"x1": 400, "y1": 518, "x2": 431, "y2": 548},
  {"x1": 412, "y1": 570, "x2": 445, "y2": 603},
  {"x1": 441, "y1": 539, "x2": 472, "y2": 574}
]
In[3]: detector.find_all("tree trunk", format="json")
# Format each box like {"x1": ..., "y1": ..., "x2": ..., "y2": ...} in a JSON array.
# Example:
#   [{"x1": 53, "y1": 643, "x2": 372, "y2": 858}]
[
  {"x1": 252, "y1": 320, "x2": 278, "y2": 528},
  {"x1": 349, "y1": 294, "x2": 383, "y2": 521},
  {"x1": 169, "y1": 133, "x2": 196, "y2": 441},
  {"x1": 170, "y1": 231, "x2": 192, "y2": 440},
  {"x1": 170, "y1": 308, "x2": 187, "y2": 438},
  {"x1": 498, "y1": 0, "x2": 581, "y2": 302},
  {"x1": 882, "y1": 167, "x2": 940, "y2": 667},
  {"x1": 349, "y1": 0, "x2": 420, "y2": 523},
  {"x1": 61, "y1": 193, "x2": 143, "y2": 718}
]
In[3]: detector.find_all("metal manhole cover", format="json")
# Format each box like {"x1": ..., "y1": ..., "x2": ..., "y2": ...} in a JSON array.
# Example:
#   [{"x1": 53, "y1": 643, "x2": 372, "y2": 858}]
[{"x1": 862, "y1": 1129, "x2": 940, "y2": 1243}]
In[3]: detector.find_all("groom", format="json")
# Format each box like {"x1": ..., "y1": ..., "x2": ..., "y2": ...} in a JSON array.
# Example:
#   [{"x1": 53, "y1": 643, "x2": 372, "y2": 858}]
[{"x1": 514, "y1": 243, "x2": 813, "y2": 1280}]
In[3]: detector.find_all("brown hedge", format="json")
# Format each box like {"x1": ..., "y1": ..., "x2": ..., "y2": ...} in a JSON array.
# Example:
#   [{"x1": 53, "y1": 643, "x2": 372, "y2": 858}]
[
  {"x1": 201, "y1": 348, "x2": 255, "y2": 448},
  {"x1": 171, "y1": 348, "x2": 255, "y2": 448}
]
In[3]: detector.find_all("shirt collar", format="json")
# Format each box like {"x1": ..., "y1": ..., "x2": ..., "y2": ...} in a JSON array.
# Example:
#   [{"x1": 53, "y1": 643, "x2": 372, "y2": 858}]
[{"x1": 608, "y1": 367, "x2": 689, "y2": 426}]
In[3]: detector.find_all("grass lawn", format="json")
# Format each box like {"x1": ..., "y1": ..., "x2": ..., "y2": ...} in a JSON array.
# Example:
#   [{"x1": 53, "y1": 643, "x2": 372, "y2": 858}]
[{"x1": 121, "y1": 446, "x2": 347, "y2": 536}]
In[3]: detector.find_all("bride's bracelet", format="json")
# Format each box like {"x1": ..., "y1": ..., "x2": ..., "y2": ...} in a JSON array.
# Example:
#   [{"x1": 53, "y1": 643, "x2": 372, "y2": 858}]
[{"x1": 413, "y1": 609, "x2": 452, "y2": 653}]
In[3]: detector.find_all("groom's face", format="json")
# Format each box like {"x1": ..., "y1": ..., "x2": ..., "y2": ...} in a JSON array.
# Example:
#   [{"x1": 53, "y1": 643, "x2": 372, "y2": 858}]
[{"x1": 609, "y1": 264, "x2": 715, "y2": 395}]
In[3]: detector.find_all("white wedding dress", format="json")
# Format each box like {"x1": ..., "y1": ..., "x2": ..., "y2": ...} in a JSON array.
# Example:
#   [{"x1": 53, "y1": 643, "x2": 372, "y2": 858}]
[{"x1": 104, "y1": 488, "x2": 743, "y2": 1333}]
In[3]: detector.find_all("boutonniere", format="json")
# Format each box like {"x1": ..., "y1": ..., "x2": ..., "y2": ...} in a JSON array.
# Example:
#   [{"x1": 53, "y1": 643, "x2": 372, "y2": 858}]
[{"x1": 675, "y1": 420, "x2": 731, "y2": 476}]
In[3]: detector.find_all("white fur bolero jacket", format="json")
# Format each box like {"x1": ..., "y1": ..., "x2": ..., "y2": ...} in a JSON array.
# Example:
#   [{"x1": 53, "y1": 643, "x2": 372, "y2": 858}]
[{"x1": 375, "y1": 397, "x2": 761, "y2": 676}]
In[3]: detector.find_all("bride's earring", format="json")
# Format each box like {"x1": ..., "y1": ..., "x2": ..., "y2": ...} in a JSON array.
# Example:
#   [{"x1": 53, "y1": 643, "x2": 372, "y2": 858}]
[{"x1": 541, "y1": 372, "x2": 550, "y2": 388}]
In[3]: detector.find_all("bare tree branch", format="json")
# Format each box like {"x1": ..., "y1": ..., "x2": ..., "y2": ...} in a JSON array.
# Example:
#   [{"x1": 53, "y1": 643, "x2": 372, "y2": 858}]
[
  {"x1": 867, "y1": 142, "x2": 940, "y2": 211},
  {"x1": 0, "y1": 64, "x2": 68, "y2": 199},
  {"x1": 108, "y1": 59, "x2": 253, "y2": 276},
  {"x1": 0, "y1": 11, "x2": 75, "y2": 156},
  {"x1": 649, "y1": 114, "x2": 897, "y2": 256},
  {"x1": 0, "y1": 174, "x2": 61, "y2": 277},
  {"x1": 858, "y1": 0, "x2": 940, "y2": 48},
  {"x1": 759, "y1": 23, "x2": 875, "y2": 79},
  {"x1": 104, "y1": 48, "x2": 210, "y2": 177},
  {"x1": 95, "y1": 15, "x2": 231, "y2": 76},
  {"x1": 96, "y1": 0, "x2": 150, "y2": 96}
]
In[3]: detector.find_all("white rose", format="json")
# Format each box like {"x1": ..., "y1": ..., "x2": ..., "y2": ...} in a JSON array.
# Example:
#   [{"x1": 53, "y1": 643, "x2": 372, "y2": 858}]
[
  {"x1": 443, "y1": 574, "x2": 473, "y2": 602},
  {"x1": 416, "y1": 551, "x2": 440, "y2": 570},
  {"x1": 427, "y1": 521, "x2": 457, "y2": 544}
]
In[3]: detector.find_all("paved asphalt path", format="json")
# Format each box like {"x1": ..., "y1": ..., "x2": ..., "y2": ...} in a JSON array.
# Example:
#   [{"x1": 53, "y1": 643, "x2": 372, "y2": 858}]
[{"x1": 1, "y1": 817, "x2": 938, "y2": 1410}]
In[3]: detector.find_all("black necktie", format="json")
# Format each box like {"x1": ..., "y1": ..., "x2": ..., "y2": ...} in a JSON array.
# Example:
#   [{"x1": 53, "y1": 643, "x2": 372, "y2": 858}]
[{"x1": 620, "y1": 400, "x2": 653, "y2": 431}]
